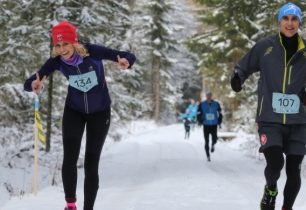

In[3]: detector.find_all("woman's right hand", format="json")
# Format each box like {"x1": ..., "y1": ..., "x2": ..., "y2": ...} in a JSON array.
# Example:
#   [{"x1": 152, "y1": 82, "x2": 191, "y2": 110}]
[{"x1": 31, "y1": 73, "x2": 46, "y2": 94}]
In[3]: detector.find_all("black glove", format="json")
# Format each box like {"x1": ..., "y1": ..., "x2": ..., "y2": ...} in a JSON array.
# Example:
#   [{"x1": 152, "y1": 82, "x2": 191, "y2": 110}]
[
  {"x1": 231, "y1": 70, "x2": 242, "y2": 92},
  {"x1": 218, "y1": 113, "x2": 223, "y2": 125}
]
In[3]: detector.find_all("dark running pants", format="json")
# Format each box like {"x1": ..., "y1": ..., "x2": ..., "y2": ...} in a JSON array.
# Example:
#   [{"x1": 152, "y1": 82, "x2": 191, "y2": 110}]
[
  {"x1": 263, "y1": 146, "x2": 304, "y2": 209},
  {"x1": 203, "y1": 125, "x2": 218, "y2": 158},
  {"x1": 62, "y1": 106, "x2": 110, "y2": 210},
  {"x1": 184, "y1": 120, "x2": 191, "y2": 138}
]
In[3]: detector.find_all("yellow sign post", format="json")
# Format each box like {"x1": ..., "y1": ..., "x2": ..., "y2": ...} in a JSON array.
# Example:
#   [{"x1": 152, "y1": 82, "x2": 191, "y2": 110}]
[{"x1": 32, "y1": 95, "x2": 46, "y2": 195}]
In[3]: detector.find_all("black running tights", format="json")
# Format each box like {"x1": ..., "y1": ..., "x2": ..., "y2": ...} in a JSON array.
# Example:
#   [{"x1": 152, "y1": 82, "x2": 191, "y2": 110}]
[
  {"x1": 263, "y1": 146, "x2": 304, "y2": 209},
  {"x1": 203, "y1": 125, "x2": 217, "y2": 157},
  {"x1": 62, "y1": 106, "x2": 110, "y2": 210}
]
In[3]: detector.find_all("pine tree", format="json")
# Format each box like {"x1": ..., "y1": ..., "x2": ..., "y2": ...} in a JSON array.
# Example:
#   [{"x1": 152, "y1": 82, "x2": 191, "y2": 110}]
[{"x1": 133, "y1": 0, "x2": 178, "y2": 121}]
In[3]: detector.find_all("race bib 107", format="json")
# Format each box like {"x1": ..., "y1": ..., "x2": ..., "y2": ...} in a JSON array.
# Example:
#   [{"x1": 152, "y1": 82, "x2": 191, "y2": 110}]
[{"x1": 272, "y1": 93, "x2": 300, "y2": 114}]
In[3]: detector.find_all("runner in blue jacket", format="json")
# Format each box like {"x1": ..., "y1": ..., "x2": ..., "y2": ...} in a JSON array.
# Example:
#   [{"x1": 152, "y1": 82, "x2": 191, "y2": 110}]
[
  {"x1": 24, "y1": 21, "x2": 136, "y2": 210},
  {"x1": 197, "y1": 92, "x2": 222, "y2": 161}
]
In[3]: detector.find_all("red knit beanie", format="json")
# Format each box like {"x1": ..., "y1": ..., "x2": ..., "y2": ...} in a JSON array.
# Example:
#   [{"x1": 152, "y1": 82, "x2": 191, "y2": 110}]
[{"x1": 51, "y1": 21, "x2": 78, "y2": 45}]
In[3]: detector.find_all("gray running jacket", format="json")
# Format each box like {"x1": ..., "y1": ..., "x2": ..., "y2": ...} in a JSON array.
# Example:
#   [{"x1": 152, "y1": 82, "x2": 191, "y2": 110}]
[{"x1": 234, "y1": 33, "x2": 306, "y2": 124}]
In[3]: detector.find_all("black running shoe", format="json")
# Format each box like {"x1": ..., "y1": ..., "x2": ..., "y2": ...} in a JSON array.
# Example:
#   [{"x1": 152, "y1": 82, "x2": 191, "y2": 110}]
[
  {"x1": 260, "y1": 185, "x2": 278, "y2": 210},
  {"x1": 211, "y1": 145, "x2": 215, "y2": 153}
]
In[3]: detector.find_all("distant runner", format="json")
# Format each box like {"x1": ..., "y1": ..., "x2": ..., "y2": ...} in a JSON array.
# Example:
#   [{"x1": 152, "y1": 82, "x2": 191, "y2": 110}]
[{"x1": 197, "y1": 92, "x2": 222, "y2": 161}]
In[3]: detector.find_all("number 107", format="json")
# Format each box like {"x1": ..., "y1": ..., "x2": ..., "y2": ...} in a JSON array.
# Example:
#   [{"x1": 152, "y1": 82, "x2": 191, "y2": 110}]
[{"x1": 278, "y1": 98, "x2": 294, "y2": 107}]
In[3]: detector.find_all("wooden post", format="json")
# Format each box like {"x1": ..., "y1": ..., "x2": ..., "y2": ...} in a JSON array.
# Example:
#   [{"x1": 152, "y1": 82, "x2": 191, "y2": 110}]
[{"x1": 32, "y1": 95, "x2": 39, "y2": 195}]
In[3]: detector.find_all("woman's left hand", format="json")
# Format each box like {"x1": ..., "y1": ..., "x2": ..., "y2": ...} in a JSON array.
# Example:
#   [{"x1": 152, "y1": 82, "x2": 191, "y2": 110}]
[{"x1": 117, "y1": 55, "x2": 130, "y2": 70}]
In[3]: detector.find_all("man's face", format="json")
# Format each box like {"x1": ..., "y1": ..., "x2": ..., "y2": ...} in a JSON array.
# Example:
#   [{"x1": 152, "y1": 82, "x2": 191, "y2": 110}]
[
  {"x1": 280, "y1": 15, "x2": 300, "y2": 37},
  {"x1": 206, "y1": 94, "x2": 212, "y2": 101}
]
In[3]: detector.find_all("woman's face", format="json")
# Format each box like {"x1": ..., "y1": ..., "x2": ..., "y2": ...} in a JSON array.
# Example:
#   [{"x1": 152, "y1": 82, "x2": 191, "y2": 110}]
[
  {"x1": 54, "y1": 42, "x2": 75, "y2": 59},
  {"x1": 280, "y1": 15, "x2": 299, "y2": 37}
]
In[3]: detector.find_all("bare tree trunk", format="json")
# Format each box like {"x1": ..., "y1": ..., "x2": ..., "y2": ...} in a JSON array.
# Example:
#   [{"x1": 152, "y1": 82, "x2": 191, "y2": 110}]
[{"x1": 152, "y1": 55, "x2": 161, "y2": 121}]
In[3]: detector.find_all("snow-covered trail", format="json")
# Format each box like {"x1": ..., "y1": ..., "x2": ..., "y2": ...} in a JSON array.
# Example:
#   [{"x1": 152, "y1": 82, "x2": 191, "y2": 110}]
[{"x1": 2, "y1": 124, "x2": 306, "y2": 210}]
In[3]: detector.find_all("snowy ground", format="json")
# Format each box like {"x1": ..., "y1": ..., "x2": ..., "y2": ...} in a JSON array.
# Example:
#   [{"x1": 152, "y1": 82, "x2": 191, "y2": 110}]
[{"x1": 1, "y1": 123, "x2": 306, "y2": 210}]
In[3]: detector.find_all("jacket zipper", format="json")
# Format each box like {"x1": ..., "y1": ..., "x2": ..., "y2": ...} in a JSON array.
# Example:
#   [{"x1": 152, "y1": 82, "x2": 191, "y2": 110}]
[
  {"x1": 280, "y1": 52, "x2": 302, "y2": 124},
  {"x1": 280, "y1": 36, "x2": 296, "y2": 124},
  {"x1": 259, "y1": 96, "x2": 264, "y2": 116},
  {"x1": 279, "y1": 34, "x2": 305, "y2": 124},
  {"x1": 288, "y1": 66, "x2": 293, "y2": 85},
  {"x1": 281, "y1": 48, "x2": 287, "y2": 124},
  {"x1": 76, "y1": 65, "x2": 89, "y2": 113}
]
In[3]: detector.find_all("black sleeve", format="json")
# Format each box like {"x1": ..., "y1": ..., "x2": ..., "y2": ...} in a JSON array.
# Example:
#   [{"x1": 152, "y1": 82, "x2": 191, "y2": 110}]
[
  {"x1": 217, "y1": 102, "x2": 221, "y2": 112},
  {"x1": 232, "y1": 41, "x2": 261, "y2": 85},
  {"x1": 86, "y1": 43, "x2": 136, "y2": 68},
  {"x1": 217, "y1": 103, "x2": 223, "y2": 125},
  {"x1": 24, "y1": 58, "x2": 59, "y2": 92}
]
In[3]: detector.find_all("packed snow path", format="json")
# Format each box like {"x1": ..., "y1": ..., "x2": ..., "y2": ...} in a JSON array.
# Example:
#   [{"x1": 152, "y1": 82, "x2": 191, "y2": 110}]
[{"x1": 2, "y1": 124, "x2": 306, "y2": 210}]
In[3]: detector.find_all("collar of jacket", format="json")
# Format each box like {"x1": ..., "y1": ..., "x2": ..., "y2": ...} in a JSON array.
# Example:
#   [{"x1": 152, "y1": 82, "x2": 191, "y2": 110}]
[
  {"x1": 60, "y1": 52, "x2": 83, "y2": 66},
  {"x1": 278, "y1": 32, "x2": 306, "y2": 51}
]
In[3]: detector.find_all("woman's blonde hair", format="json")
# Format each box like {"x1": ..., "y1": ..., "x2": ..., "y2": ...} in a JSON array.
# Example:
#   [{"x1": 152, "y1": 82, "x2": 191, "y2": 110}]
[{"x1": 51, "y1": 42, "x2": 89, "y2": 58}]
